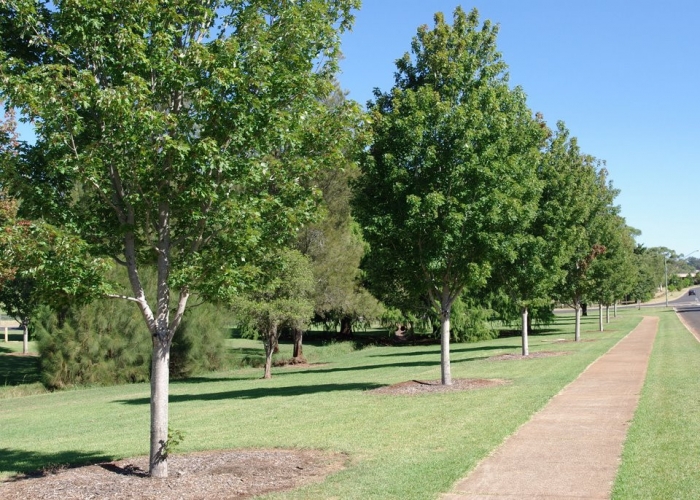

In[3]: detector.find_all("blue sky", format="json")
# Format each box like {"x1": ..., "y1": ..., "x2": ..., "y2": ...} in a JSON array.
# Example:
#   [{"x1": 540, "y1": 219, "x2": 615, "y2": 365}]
[{"x1": 337, "y1": 1, "x2": 700, "y2": 256}]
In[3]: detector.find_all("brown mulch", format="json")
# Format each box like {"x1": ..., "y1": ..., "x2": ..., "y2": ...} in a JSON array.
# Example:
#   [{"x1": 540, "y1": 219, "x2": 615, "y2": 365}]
[
  {"x1": 0, "y1": 449, "x2": 347, "y2": 500},
  {"x1": 368, "y1": 377, "x2": 509, "y2": 395},
  {"x1": 489, "y1": 350, "x2": 571, "y2": 361}
]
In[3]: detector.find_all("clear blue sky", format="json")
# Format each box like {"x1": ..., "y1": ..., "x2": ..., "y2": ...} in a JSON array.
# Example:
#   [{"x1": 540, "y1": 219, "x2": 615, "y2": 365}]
[{"x1": 337, "y1": 0, "x2": 700, "y2": 257}]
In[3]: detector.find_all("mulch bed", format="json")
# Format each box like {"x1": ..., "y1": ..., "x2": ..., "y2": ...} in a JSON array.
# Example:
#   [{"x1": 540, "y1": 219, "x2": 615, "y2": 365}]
[
  {"x1": 489, "y1": 351, "x2": 571, "y2": 361},
  {"x1": 368, "y1": 377, "x2": 509, "y2": 395},
  {"x1": 0, "y1": 449, "x2": 347, "y2": 500}
]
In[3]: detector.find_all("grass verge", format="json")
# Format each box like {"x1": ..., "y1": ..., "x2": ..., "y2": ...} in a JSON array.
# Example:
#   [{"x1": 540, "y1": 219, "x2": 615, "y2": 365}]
[{"x1": 612, "y1": 309, "x2": 700, "y2": 499}]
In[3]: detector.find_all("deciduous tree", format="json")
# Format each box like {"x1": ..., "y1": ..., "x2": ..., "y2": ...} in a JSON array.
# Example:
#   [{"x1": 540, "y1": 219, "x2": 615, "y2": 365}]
[
  {"x1": 354, "y1": 7, "x2": 546, "y2": 384},
  {"x1": 0, "y1": 0, "x2": 357, "y2": 477},
  {"x1": 233, "y1": 249, "x2": 314, "y2": 378}
]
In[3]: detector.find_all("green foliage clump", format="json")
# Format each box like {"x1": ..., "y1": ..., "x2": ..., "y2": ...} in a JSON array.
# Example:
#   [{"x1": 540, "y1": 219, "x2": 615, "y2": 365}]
[
  {"x1": 170, "y1": 303, "x2": 231, "y2": 379},
  {"x1": 450, "y1": 296, "x2": 498, "y2": 343},
  {"x1": 34, "y1": 301, "x2": 150, "y2": 390},
  {"x1": 34, "y1": 297, "x2": 231, "y2": 389}
]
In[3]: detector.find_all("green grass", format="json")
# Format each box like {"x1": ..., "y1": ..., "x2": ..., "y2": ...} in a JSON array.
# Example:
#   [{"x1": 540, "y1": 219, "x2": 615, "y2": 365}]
[
  {"x1": 0, "y1": 340, "x2": 47, "y2": 399},
  {"x1": 612, "y1": 309, "x2": 700, "y2": 499},
  {"x1": 0, "y1": 312, "x2": 644, "y2": 498}
]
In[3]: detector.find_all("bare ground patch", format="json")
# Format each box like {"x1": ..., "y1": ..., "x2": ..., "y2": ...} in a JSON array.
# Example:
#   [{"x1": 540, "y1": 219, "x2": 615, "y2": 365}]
[
  {"x1": 0, "y1": 448, "x2": 347, "y2": 500},
  {"x1": 489, "y1": 351, "x2": 571, "y2": 361},
  {"x1": 368, "y1": 377, "x2": 509, "y2": 395}
]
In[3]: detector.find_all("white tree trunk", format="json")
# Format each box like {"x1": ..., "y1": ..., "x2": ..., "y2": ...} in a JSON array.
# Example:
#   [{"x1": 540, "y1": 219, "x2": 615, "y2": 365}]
[
  {"x1": 150, "y1": 336, "x2": 171, "y2": 478},
  {"x1": 613, "y1": 301, "x2": 617, "y2": 317},
  {"x1": 598, "y1": 303, "x2": 604, "y2": 332},
  {"x1": 22, "y1": 323, "x2": 28, "y2": 355},
  {"x1": 440, "y1": 308, "x2": 452, "y2": 386},
  {"x1": 574, "y1": 304, "x2": 581, "y2": 342},
  {"x1": 521, "y1": 307, "x2": 529, "y2": 356}
]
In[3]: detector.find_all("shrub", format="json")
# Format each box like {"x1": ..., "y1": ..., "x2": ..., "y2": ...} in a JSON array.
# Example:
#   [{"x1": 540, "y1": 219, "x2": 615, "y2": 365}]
[{"x1": 34, "y1": 265, "x2": 232, "y2": 389}]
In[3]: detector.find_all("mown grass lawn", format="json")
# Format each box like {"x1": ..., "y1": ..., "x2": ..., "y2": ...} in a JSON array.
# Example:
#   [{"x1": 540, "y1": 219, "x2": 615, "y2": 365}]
[
  {"x1": 0, "y1": 312, "x2": 644, "y2": 498},
  {"x1": 612, "y1": 308, "x2": 700, "y2": 499}
]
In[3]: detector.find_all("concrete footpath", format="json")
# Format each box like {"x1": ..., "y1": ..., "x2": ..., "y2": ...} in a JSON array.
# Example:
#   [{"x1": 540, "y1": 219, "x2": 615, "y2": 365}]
[{"x1": 442, "y1": 316, "x2": 659, "y2": 500}]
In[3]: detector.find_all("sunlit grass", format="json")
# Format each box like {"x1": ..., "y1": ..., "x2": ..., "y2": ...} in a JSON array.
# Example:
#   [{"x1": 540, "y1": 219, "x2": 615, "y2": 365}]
[
  {"x1": 612, "y1": 309, "x2": 700, "y2": 499},
  {"x1": 0, "y1": 312, "x2": 643, "y2": 498}
]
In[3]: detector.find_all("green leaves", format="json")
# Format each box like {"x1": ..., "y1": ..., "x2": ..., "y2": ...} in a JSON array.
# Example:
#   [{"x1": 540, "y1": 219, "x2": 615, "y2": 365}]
[{"x1": 355, "y1": 7, "x2": 545, "y2": 315}]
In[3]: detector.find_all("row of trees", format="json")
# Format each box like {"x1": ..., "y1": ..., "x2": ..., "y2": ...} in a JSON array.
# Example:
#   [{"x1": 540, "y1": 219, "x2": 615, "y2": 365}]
[
  {"x1": 0, "y1": 2, "x2": 680, "y2": 478},
  {"x1": 352, "y1": 8, "x2": 658, "y2": 384}
]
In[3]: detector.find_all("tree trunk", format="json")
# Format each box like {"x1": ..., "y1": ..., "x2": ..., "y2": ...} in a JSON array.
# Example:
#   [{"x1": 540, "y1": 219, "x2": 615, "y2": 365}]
[
  {"x1": 598, "y1": 303, "x2": 604, "y2": 331},
  {"x1": 440, "y1": 305, "x2": 452, "y2": 385},
  {"x1": 605, "y1": 305, "x2": 610, "y2": 323},
  {"x1": 292, "y1": 327, "x2": 305, "y2": 362},
  {"x1": 581, "y1": 303, "x2": 588, "y2": 316},
  {"x1": 637, "y1": 299, "x2": 641, "y2": 310},
  {"x1": 339, "y1": 316, "x2": 353, "y2": 337},
  {"x1": 272, "y1": 333, "x2": 279, "y2": 354},
  {"x1": 22, "y1": 323, "x2": 28, "y2": 355},
  {"x1": 613, "y1": 301, "x2": 618, "y2": 317},
  {"x1": 149, "y1": 335, "x2": 171, "y2": 478},
  {"x1": 263, "y1": 324, "x2": 277, "y2": 379},
  {"x1": 574, "y1": 303, "x2": 581, "y2": 342},
  {"x1": 521, "y1": 306, "x2": 529, "y2": 356}
]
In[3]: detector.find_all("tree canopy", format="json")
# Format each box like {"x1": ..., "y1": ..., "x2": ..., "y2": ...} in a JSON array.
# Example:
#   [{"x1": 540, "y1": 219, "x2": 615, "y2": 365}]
[
  {"x1": 353, "y1": 7, "x2": 547, "y2": 384},
  {"x1": 0, "y1": 0, "x2": 359, "y2": 477}
]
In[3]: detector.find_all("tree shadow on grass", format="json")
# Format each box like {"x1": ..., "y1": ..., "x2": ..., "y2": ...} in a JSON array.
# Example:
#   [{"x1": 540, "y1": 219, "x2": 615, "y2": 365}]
[
  {"x1": 0, "y1": 448, "x2": 113, "y2": 478},
  {"x1": 115, "y1": 382, "x2": 385, "y2": 405},
  {"x1": 368, "y1": 344, "x2": 517, "y2": 358},
  {"x1": 0, "y1": 352, "x2": 41, "y2": 386},
  {"x1": 266, "y1": 356, "x2": 489, "y2": 379}
]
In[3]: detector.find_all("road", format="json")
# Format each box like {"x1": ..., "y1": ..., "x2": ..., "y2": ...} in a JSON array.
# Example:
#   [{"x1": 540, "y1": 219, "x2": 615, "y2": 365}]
[{"x1": 672, "y1": 287, "x2": 700, "y2": 335}]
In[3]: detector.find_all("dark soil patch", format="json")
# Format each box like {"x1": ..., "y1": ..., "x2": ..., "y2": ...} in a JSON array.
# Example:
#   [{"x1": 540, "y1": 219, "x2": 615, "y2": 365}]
[
  {"x1": 369, "y1": 377, "x2": 509, "y2": 395},
  {"x1": 0, "y1": 449, "x2": 346, "y2": 500},
  {"x1": 489, "y1": 351, "x2": 571, "y2": 361}
]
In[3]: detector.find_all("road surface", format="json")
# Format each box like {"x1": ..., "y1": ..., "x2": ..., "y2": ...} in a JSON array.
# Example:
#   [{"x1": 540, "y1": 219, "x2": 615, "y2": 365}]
[{"x1": 673, "y1": 287, "x2": 700, "y2": 335}]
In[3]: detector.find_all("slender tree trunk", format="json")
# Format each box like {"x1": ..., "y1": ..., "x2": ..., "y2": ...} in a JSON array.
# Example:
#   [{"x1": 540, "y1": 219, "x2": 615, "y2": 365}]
[
  {"x1": 292, "y1": 327, "x2": 305, "y2": 362},
  {"x1": 272, "y1": 333, "x2": 279, "y2": 354},
  {"x1": 574, "y1": 303, "x2": 581, "y2": 342},
  {"x1": 614, "y1": 301, "x2": 618, "y2": 317},
  {"x1": 637, "y1": 299, "x2": 641, "y2": 310},
  {"x1": 521, "y1": 307, "x2": 529, "y2": 356},
  {"x1": 605, "y1": 305, "x2": 610, "y2": 323},
  {"x1": 598, "y1": 303, "x2": 604, "y2": 331},
  {"x1": 22, "y1": 323, "x2": 28, "y2": 355},
  {"x1": 263, "y1": 324, "x2": 277, "y2": 379},
  {"x1": 149, "y1": 335, "x2": 171, "y2": 478},
  {"x1": 440, "y1": 304, "x2": 452, "y2": 385}
]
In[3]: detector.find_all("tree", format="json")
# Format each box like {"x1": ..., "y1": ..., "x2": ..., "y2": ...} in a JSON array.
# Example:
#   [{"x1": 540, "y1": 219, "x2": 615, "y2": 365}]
[
  {"x1": 0, "y1": 0, "x2": 358, "y2": 477},
  {"x1": 0, "y1": 193, "x2": 108, "y2": 353},
  {"x1": 490, "y1": 122, "x2": 601, "y2": 355},
  {"x1": 233, "y1": 249, "x2": 314, "y2": 378},
  {"x1": 555, "y1": 166, "x2": 619, "y2": 340},
  {"x1": 588, "y1": 219, "x2": 636, "y2": 329},
  {"x1": 629, "y1": 245, "x2": 664, "y2": 306},
  {"x1": 295, "y1": 86, "x2": 382, "y2": 343},
  {"x1": 353, "y1": 7, "x2": 546, "y2": 385}
]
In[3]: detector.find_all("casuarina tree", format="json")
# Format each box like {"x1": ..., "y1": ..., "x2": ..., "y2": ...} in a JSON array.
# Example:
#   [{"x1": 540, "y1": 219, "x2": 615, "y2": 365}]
[
  {"x1": 353, "y1": 7, "x2": 546, "y2": 385},
  {"x1": 0, "y1": 0, "x2": 358, "y2": 477}
]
